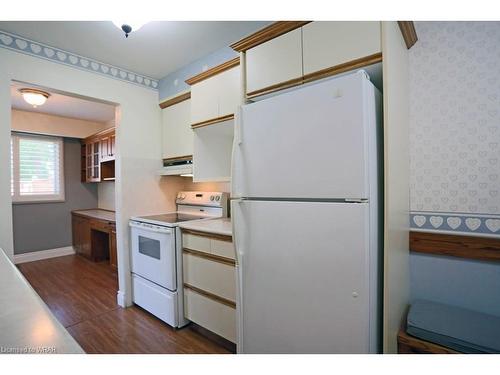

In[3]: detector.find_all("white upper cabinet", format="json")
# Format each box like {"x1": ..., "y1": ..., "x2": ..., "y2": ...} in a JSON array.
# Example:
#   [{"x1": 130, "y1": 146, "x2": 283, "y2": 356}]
[
  {"x1": 302, "y1": 22, "x2": 381, "y2": 76},
  {"x1": 246, "y1": 28, "x2": 303, "y2": 95},
  {"x1": 217, "y1": 67, "x2": 241, "y2": 117},
  {"x1": 161, "y1": 98, "x2": 193, "y2": 159},
  {"x1": 189, "y1": 64, "x2": 241, "y2": 125},
  {"x1": 190, "y1": 78, "x2": 219, "y2": 125}
]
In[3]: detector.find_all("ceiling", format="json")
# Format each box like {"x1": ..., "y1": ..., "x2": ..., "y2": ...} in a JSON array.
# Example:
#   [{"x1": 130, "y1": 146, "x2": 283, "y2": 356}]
[
  {"x1": 0, "y1": 21, "x2": 269, "y2": 79},
  {"x1": 11, "y1": 82, "x2": 115, "y2": 122}
]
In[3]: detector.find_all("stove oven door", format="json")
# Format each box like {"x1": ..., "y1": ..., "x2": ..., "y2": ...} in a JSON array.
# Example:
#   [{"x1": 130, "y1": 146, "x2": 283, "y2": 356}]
[{"x1": 130, "y1": 221, "x2": 177, "y2": 291}]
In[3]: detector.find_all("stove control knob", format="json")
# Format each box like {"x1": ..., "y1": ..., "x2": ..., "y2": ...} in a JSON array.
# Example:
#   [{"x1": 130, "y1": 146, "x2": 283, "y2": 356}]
[
  {"x1": 180, "y1": 193, "x2": 186, "y2": 200},
  {"x1": 210, "y1": 195, "x2": 215, "y2": 201},
  {"x1": 177, "y1": 193, "x2": 182, "y2": 199},
  {"x1": 215, "y1": 196, "x2": 220, "y2": 201}
]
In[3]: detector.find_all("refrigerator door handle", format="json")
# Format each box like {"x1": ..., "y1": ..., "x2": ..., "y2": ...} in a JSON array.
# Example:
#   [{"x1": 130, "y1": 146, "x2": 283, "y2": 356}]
[
  {"x1": 231, "y1": 108, "x2": 243, "y2": 198},
  {"x1": 234, "y1": 107, "x2": 243, "y2": 146},
  {"x1": 231, "y1": 198, "x2": 245, "y2": 352},
  {"x1": 231, "y1": 198, "x2": 245, "y2": 265}
]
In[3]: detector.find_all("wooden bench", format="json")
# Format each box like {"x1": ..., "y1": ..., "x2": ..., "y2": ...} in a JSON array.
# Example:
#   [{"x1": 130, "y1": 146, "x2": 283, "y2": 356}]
[{"x1": 397, "y1": 326, "x2": 459, "y2": 354}]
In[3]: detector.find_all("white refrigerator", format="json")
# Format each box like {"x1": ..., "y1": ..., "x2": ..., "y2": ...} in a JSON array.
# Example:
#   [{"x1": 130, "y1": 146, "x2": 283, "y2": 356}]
[{"x1": 231, "y1": 70, "x2": 382, "y2": 353}]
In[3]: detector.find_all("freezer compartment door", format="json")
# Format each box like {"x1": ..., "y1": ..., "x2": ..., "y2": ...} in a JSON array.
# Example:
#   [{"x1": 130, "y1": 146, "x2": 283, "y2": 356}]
[
  {"x1": 232, "y1": 71, "x2": 376, "y2": 199},
  {"x1": 232, "y1": 199, "x2": 374, "y2": 353}
]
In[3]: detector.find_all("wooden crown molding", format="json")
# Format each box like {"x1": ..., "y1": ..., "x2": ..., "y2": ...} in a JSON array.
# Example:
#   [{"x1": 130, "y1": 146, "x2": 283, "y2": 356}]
[
  {"x1": 397, "y1": 21, "x2": 418, "y2": 49},
  {"x1": 302, "y1": 52, "x2": 383, "y2": 84},
  {"x1": 162, "y1": 154, "x2": 192, "y2": 163},
  {"x1": 191, "y1": 114, "x2": 235, "y2": 129},
  {"x1": 83, "y1": 127, "x2": 115, "y2": 143},
  {"x1": 246, "y1": 52, "x2": 382, "y2": 99},
  {"x1": 410, "y1": 231, "x2": 500, "y2": 262},
  {"x1": 230, "y1": 21, "x2": 311, "y2": 52},
  {"x1": 159, "y1": 92, "x2": 191, "y2": 109},
  {"x1": 185, "y1": 57, "x2": 240, "y2": 86}
]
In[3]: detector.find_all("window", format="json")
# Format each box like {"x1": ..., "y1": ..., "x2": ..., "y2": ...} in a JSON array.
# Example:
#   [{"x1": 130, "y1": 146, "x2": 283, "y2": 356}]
[{"x1": 11, "y1": 133, "x2": 64, "y2": 203}]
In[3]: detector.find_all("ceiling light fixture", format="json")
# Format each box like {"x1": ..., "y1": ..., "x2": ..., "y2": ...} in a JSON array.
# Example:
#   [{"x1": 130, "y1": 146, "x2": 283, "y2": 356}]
[
  {"x1": 112, "y1": 21, "x2": 147, "y2": 38},
  {"x1": 19, "y1": 88, "x2": 50, "y2": 108}
]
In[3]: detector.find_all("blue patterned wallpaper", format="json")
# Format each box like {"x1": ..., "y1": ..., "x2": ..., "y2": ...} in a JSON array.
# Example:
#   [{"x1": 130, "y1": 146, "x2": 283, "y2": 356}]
[
  {"x1": 409, "y1": 22, "x2": 500, "y2": 236},
  {"x1": 0, "y1": 30, "x2": 159, "y2": 90}
]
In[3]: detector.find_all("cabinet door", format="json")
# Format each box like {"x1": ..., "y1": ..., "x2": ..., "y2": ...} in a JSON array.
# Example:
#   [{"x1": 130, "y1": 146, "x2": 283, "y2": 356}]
[
  {"x1": 109, "y1": 134, "x2": 115, "y2": 158},
  {"x1": 100, "y1": 137, "x2": 110, "y2": 161},
  {"x1": 191, "y1": 78, "x2": 219, "y2": 125},
  {"x1": 217, "y1": 67, "x2": 241, "y2": 117},
  {"x1": 80, "y1": 218, "x2": 91, "y2": 258},
  {"x1": 302, "y1": 21, "x2": 381, "y2": 76},
  {"x1": 72, "y1": 215, "x2": 81, "y2": 253},
  {"x1": 246, "y1": 28, "x2": 303, "y2": 95},
  {"x1": 162, "y1": 99, "x2": 193, "y2": 159}
]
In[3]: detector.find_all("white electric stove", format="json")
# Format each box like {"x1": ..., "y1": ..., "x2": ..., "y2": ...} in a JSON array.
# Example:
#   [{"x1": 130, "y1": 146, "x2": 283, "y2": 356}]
[{"x1": 129, "y1": 191, "x2": 228, "y2": 328}]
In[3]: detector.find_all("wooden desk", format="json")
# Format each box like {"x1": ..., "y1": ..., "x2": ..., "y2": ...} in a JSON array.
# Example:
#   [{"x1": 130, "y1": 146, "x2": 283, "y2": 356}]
[{"x1": 71, "y1": 209, "x2": 117, "y2": 268}]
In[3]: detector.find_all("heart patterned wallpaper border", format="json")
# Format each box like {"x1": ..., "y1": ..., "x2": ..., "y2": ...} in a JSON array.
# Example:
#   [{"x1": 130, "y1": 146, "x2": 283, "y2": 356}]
[
  {"x1": 0, "y1": 30, "x2": 159, "y2": 90},
  {"x1": 409, "y1": 22, "x2": 500, "y2": 237},
  {"x1": 410, "y1": 212, "x2": 500, "y2": 235}
]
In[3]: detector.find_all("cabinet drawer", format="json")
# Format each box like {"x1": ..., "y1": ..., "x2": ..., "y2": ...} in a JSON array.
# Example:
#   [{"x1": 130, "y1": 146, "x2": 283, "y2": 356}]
[
  {"x1": 184, "y1": 287, "x2": 236, "y2": 343},
  {"x1": 211, "y1": 239, "x2": 235, "y2": 260},
  {"x1": 182, "y1": 232, "x2": 235, "y2": 260},
  {"x1": 182, "y1": 233, "x2": 211, "y2": 253},
  {"x1": 246, "y1": 27, "x2": 303, "y2": 95},
  {"x1": 89, "y1": 219, "x2": 112, "y2": 233},
  {"x1": 183, "y1": 252, "x2": 236, "y2": 302},
  {"x1": 302, "y1": 21, "x2": 381, "y2": 76}
]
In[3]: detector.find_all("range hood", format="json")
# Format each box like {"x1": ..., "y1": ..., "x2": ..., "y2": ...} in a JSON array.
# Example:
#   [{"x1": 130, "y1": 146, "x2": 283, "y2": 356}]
[{"x1": 159, "y1": 156, "x2": 193, "y2": 176}]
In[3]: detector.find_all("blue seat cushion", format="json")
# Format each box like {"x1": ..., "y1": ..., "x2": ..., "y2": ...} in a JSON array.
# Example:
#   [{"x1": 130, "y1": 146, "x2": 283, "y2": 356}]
[{"x1": 407, "y1": 300, "x2": 500, "y2": 354}]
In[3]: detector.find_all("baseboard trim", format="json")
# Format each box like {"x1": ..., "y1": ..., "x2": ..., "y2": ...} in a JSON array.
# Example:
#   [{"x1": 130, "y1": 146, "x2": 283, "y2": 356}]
[
  {"x1": 117, "y1": 290, "x2": 126, "y2": 307},
  {"x1": 14, "y1": 246, "x2": 75, "y2": 264}
]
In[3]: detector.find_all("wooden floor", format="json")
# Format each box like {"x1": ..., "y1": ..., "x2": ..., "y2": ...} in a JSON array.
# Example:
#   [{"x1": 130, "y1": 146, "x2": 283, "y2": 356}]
[{"x1": 18, "y1": 255, "x2": 231, "y2": 354}]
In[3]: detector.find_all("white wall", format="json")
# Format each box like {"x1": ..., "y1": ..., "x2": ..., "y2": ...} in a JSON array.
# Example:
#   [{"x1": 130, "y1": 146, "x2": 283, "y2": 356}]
[
  {"x1": 98, "y1": 181, "x2": 116, "y2": 211},
  {"x1": 11, "y1": 109, "x2": 108, "y2": 138},
  {"x1": 381, "y1": 21, "x2": 410, "y2": 354},
  {"x1": 0, "y1": 47, "x2": 168, "y2": 307}
]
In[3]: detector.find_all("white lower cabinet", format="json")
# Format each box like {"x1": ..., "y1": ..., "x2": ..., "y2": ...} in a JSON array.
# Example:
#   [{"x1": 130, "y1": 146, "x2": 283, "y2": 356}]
[
  {"x1": 184, "y1": 288, "x2": 236, "y2": 343},
  {"x1": 183, "y1": 253, "x2": 236, "y2": 302},
  {"x1": 182, "y1": 232, "x2": 236, "y2": 260},
  {"x1": 182, "y1": 230, "x2": 236, "y2": 343}
]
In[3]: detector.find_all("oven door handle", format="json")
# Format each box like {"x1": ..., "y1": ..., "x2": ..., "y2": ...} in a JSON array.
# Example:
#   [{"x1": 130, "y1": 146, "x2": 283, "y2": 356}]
[{"x1": 129, "y1": 221, "x2": 172, "y2": 234}]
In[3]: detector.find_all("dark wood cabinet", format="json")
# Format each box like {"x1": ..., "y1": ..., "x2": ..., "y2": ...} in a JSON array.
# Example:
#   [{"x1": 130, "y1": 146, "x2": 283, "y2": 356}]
[
  {"x1": 72, "y1": 211, "x2": 116, "y2": 266},
  {"x1": 81, "y1": 128, "x2": 115, "y2": 183},
  {"x1": 72, "y1": 214, "x2": 91, "y2": 257},
  {"x1": 109, "y1": 230, "x2": 117, "y2": 269}
]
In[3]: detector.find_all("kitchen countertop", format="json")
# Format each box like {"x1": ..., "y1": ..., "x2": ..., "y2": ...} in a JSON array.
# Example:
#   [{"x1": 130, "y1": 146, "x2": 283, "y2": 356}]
[
  {"x1": 0, "y1": 249, "x2": 84, "y2": 354},
  {"x1": 72, "y1": 209, "x2": 115, "y2": 222},
  {"x1": 179, "y1": 217, "x2": 232, "y2": 237}
]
